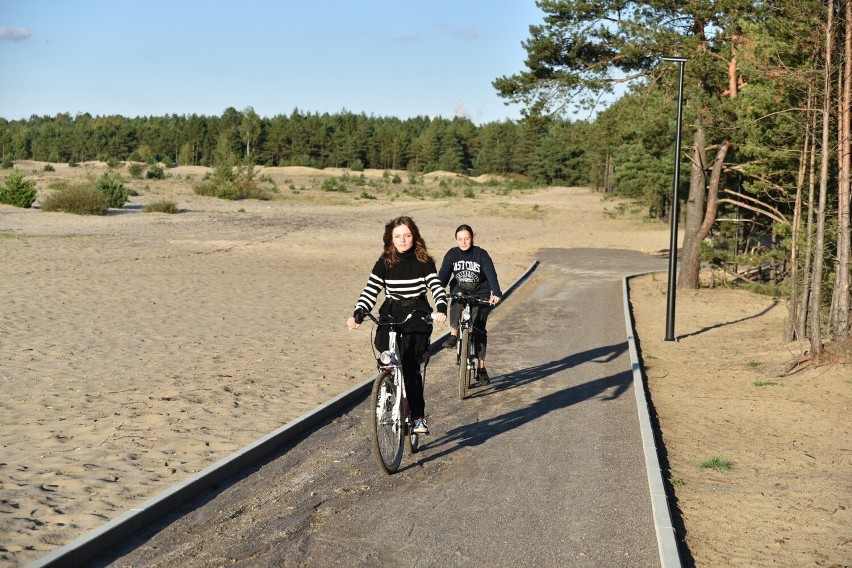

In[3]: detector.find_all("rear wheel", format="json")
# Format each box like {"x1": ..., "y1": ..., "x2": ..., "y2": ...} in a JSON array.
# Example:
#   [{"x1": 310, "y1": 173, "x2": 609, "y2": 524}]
[
  {"x1": 370, "y1": 371, "x2": 403, "y2": 473},
  {"x1": 458, "y1": 328, "x2": 471, "y2": 400},
  {"x1": 406, "y1": 424, "x2": 419, "y2": 454}
]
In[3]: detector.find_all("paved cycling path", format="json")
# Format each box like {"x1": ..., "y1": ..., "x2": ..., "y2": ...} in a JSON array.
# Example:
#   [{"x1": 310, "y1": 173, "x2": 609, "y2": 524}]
[{"x1": 90, "y1": 248, "x2": 671, "y2": 567}]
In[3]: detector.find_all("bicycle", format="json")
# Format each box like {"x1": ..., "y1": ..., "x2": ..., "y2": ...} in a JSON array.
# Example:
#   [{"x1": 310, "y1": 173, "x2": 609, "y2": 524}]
[
  {"x1": 360, "y1": 310, "x2": 432, "y2": 474},
  {"x1": 450, "y1": 293, "x2": 494, "y2": 400}
]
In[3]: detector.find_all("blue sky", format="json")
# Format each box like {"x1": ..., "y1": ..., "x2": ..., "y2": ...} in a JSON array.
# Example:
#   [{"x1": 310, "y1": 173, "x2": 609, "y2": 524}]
[{"x1": 0, "y1": 1, "x2": 544, "y2": 124}]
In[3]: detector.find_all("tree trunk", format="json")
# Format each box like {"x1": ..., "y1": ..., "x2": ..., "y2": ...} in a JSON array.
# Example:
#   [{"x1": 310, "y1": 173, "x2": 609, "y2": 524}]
[
  {"x1": 798, "y1": 105, "x2": 819, "y2": 340},
  {"x1": 786, "y1": 100, "x2": 811, "y2": 341},
  {"x1": 830, "y1": 0, "x2": 851, "y2": 339},
  {"x1": 695, "y1": 140, "x2": 731, "y2": 243},
  {"x1": 808, "y1": 0, "x2": 835, "y2": 356},
  {"x1": 677, "y1": 117, "x2": 708, "y2": 289}
]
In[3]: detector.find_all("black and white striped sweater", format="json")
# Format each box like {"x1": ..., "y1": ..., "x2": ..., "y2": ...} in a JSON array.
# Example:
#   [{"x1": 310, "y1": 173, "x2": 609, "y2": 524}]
[{"x1": 354, "y1": 249, "x2": 448, "y2": 315}]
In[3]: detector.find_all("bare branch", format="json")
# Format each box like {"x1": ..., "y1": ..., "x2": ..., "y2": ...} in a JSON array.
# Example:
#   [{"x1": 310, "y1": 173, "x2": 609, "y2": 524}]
[
  {"x1": 721, "y1": 187, "x2": 787, "y2": 220},
  {"x1": 718, "y1": 197, "x2": 788, "y2": 224}
]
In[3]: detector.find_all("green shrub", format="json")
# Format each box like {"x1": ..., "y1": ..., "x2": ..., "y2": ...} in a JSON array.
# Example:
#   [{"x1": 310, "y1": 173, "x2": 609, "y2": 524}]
[
  {"x1": 128, "y1": 162, "x2": 144, "y2": 179},
  {"x1": 350, "y1": 159, "x2": 364, "y2": 172},
  {"x1": 161, "y1": 156, "x2": 175, "y2": 168},
  {"x1": 392, "y1": 174, "x2": 402, "y2": 184},
  {"x1": 95, "y1": 171, "x2": 129, "y2": 208},
  {"x1": 0, "y1": 172, "x2": 38, "y2": 208},
  {"x1": 43, "y1": 164, "x2": 55, "y2": 172},
  {"x1": 68, "y1": 158, "x2": 78, "y2": 168},
  {"x1": 144, "y1": 199, "x2": 179, "y2": 213},
  {"x1": 106, "y1": 157, "x2": 119, "y2": 168},
  {"x1": 193, "y1": 172, "x2": 271, "y2": 200},
  {"x1": 41, "y1": 183, "x2": 109, "y2": 215},
  {"x1": 321, "y1": 177, "x2": 348, "y2": 192},
  {"x1": 1, "y1": 157, "x2": 14, "y2": 169},
  {"x1": 146, "y1": 164, "x2": 165, "y2": 179}
]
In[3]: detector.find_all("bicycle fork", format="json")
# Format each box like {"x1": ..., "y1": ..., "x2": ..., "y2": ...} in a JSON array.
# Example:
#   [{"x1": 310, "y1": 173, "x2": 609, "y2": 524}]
[{"x1": 376, "y1": 370, "x2": 408, "y2": 432}]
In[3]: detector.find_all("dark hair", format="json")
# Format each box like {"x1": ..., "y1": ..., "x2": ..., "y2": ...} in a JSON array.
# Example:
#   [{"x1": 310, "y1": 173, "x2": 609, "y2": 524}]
[
  {"x1": 382, "y1": 216, "x2": 433, "y2": 267},
  {"x1": 455, "y1": 224, "x2": 474, "y2": 246}
]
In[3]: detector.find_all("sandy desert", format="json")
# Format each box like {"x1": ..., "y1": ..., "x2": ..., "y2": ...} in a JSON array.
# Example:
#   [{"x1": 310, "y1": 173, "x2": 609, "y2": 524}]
[{"x1": 0, "y1": 162, "x2": 849, "y2": 567}]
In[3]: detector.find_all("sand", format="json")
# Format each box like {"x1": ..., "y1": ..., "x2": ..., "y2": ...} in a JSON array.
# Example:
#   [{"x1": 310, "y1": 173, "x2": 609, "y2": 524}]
[{"x1": 0, "y1": 163, "x2": 848, "y2": 567}]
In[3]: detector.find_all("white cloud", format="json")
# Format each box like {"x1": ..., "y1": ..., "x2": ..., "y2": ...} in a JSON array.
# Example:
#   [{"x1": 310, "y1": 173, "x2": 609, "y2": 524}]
[
  {"x1": 0, "y1": 27, "x2": 32, "y2": 41},
  {"x1": 431, "y1": 22, "x2": 478, "y2": 41},
  {"x1": 454, "y1": 100, "x2": 471, "y2": 119}
]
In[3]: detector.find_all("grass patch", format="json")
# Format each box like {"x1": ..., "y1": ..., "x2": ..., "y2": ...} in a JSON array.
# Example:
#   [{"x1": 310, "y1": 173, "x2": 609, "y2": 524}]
[
  {"x1": 479, "y1": 202, "x2": 546, "y2": 220},
  {"x1": 321, "y1": 177, "x2": 349, "y2": 193},
  {"x1": 143, "y1": 199, "x2": 179, "y2": 213},
  {"x1": 753, "y1": 380, "x2": 779, "y2": 387},
  {"x1": 668, "y1": 476, "x2": 685, "y2": 487},
  {"x1": 746, "y1": 360, "x2": 761, "y2": 368},
  {"x1": 700, "y1": 456, "x2": 733, "y2": 472}
]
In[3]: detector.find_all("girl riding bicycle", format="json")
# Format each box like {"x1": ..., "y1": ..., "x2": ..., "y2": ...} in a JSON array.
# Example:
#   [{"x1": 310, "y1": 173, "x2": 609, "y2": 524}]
[
  {"x1": 347, "y1": 216, "x2": 448, "y2": 434},
  {"x1": 438, "y1": 224, "x2": 502, "y2": 384}
]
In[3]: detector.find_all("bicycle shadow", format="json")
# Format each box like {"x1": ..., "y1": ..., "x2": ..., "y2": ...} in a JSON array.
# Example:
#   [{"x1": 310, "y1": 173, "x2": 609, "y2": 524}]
[
  {"x1": 418, "y1": 343, "x2": 632, "y2": 462},
  {"x1": 465, "y1": 340, "x2": 627, "y2": 398}
]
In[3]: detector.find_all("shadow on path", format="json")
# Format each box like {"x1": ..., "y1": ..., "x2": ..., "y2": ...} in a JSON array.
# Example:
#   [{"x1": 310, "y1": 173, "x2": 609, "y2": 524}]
[
  {"x1": 418, "y1": 341, "x2": 631, "y2": 464},
  {"x1": 472, "y1": 340, "x2": 628, "y2": 396}
]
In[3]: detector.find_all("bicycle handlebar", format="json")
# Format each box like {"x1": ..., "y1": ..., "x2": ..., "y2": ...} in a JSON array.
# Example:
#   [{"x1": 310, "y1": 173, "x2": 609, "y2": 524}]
[
  {"x1": 361, "y1": 309, "x2": 434, "y2": 327},
  {"x1": 450, "y1": 293, "x2": 494, "y2": 306}
]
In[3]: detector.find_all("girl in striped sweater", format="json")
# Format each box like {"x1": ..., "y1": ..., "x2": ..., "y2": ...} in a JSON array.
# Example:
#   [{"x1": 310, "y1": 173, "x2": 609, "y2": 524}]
[{"x1": 347, "y1": 216, "x2": 448, "y2": 434}]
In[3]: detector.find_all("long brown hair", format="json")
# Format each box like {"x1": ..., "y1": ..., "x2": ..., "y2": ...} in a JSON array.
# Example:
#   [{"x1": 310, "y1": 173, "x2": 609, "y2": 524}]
[{"x1": 382, "y1": 216, "x2": 433, "y2": 267}]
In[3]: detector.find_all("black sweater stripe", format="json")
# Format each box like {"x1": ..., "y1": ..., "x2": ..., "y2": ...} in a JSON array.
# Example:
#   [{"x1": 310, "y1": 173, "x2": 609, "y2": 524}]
[{"x1": 355, "y1": 253, "x2": 448, "y2": 314}]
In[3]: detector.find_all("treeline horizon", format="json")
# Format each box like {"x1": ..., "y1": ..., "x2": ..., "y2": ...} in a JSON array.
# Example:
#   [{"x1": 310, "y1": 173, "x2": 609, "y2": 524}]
[{"x1": 0, "y1": 108, "x2": 591, "y2": 187}]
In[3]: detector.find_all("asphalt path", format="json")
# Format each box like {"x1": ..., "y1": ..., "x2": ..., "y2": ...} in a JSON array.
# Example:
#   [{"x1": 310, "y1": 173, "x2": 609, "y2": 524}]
[{"x1": 92, "y1": 248, "x2": 670, "y2": 568}]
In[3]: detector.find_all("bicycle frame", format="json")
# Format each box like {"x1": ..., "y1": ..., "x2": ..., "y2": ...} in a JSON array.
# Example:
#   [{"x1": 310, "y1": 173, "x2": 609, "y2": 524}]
[
  {"x1": 451, "y1": 293, "x2": 492, "y2": 399},
  {"x1": 376, "y1": 326, "x2": 410, "y2": 434},
  {"x1": 363, "y1": 310, "x2": 428, "y2": 474}
]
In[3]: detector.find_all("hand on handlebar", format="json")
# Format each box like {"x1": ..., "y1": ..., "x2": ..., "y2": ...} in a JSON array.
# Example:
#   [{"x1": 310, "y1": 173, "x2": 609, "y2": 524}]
[
  {"x1": 348, "y1": 308, "x2": 364, "y2": 330},
  {"x1": 349, "y1": 309, "x2": 443, "y2": 328},
  {"x1": 489, "y1": 294, "x2": 501, "y2": 305}
]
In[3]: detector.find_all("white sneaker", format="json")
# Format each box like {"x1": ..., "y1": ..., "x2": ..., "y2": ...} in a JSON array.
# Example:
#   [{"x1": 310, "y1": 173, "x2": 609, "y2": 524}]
[{"x1": 413, "y1": 418, "x2": 430, "y2": 434}]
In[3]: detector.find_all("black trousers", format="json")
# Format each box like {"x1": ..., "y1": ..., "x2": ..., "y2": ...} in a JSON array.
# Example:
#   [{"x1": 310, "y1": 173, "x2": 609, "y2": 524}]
[
  {"x1": 397, "y1": 331, "x2": 430, "y2": 419},
  {"x1": 375, "y1": 298, "x2": 432, "y2": 419}
]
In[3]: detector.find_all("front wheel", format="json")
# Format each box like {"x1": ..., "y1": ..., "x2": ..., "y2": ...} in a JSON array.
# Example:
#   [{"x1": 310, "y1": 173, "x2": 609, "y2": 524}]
[
  {"x1": 370, "y1": 371, "x2": 404, "y2": 473},
  {"x1": 458, "y1": 328, "x2": 471, "y2": 400}
]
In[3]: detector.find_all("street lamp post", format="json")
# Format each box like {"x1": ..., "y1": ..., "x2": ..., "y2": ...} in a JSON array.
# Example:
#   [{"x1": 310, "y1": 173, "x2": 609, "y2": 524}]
[{"x1": 662, "y1": 56, "x2": 687, "y2": 342}]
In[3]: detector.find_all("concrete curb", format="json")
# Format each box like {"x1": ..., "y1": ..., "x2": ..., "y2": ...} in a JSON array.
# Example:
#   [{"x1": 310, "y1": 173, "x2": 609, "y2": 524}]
[
  {"x1": 29, "y1": 382, "x2": 372, "y2": 568},
  {"x1": 623, "y1": 273, "x2": 683, "y2": 568},
  {"x1": 31, "y1": 260, "x2": 541, "y2": 568}
]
